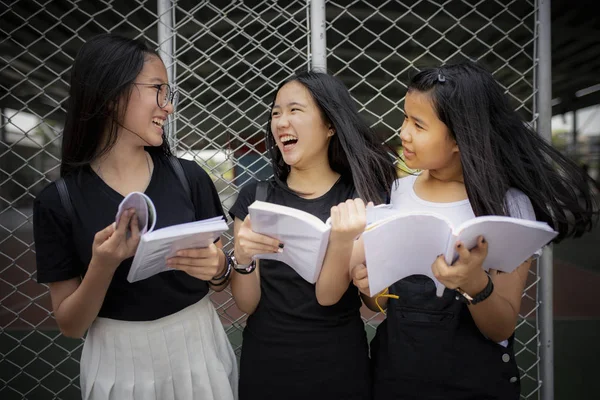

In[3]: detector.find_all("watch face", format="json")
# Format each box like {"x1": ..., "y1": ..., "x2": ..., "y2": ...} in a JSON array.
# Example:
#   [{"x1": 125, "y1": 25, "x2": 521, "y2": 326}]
[
  {"x1": 228, "y1": 250, "x2": 256, "y2": 273},
  {"x1": 235, "y1": 260, "x2": 256, "y2": 274},
  {"x1": 234, "y1": 260, "x2": 251, "y2": 270}
]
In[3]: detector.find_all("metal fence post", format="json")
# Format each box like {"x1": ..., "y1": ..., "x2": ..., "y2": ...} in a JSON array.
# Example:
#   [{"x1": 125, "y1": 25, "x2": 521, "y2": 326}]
[
  {"x1": 537, "y1": 0, "x2": 554, "y2": 398},
  {"x1": 158, "y1": 0, "x2": 176, "y2": 145},
  {"x1": 310, "y1": 0, "x2": 327, "y2": 72}
]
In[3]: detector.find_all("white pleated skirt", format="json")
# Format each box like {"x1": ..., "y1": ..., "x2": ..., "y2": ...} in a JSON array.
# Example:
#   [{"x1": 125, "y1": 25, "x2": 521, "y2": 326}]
[{"x1": 80, "y1": 296, "x2": 238, "y2": 400}]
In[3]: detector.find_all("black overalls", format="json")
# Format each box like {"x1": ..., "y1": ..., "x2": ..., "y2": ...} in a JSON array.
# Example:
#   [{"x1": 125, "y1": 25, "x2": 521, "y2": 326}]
[{"x1": 371, "y1": 275, "x2": 521, "y2": 400}]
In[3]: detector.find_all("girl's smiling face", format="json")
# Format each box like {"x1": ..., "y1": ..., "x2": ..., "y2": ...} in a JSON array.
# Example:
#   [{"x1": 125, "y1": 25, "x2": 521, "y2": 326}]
[
  {"x1": 399, "y1": 90, "x2": 460, "y2": 173},
  {"x1": 270, "y1": 80, "x2": 334, "y2": 169}
]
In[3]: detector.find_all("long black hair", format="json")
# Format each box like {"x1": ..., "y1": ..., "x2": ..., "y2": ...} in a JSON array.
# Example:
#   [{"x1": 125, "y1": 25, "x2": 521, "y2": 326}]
[
  {"x1": 407, "y1": 60, "x2": 598, "y2": 241},
  {"x1": 60, "y1": 33, "x2": 172, "y2": 176},
  {"x1": 265, "y1": 71, "x2": 397, "y2": 204}
]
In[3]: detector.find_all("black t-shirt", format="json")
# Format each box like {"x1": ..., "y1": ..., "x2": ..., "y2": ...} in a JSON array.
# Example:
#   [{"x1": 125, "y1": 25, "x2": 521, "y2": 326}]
[
  {"x1": 228, "y1": 176, "x2": 365, "y2": 344},
  {"x1": 33, "y1": 152, "x2": 226, "y2": 321}
]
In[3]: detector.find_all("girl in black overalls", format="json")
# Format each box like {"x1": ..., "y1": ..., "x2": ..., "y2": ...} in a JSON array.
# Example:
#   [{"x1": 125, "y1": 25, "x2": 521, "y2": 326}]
[{"x1": 347, "y1": 61, "x2": 598, "y2": 399}]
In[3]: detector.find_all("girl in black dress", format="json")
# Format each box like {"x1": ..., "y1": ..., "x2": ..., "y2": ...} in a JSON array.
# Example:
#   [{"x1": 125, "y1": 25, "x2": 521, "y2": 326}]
[
  {"x1": 33, "y1": 34, "x2": 237, "y2": 400},
  {"x1": 228, "y1": 71, "x2": 397, "y2": 400}
]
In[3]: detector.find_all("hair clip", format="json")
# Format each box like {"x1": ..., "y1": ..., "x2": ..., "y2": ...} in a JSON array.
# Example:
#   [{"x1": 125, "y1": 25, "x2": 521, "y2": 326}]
[{"x1": 437, "y1": 73, "x2": 446, "y2": 83}]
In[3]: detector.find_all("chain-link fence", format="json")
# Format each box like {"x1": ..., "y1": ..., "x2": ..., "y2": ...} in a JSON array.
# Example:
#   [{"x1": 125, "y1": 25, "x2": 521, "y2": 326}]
[
  {"x1": 1, "y1": 0, "x2": 545, "y2": 398},
  {"x1": 324, "y1": 1, "x2": 541, "y2": 398},
  {"x1": 169, "y1": 0, "x2": 311, "y2": 362}
]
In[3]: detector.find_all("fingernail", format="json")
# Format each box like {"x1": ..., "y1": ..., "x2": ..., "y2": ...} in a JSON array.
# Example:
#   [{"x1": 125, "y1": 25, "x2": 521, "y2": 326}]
[
  {"x1": 457, "y1": 243, "x2": 462, "y2": 248},
  {"x1": 481, "y1": 238, "x2": 486, "y2": 244},
  {"x1": 277, "y1": 248, "x2": 284, "y2": 253},
  {"x1": 278, "y1": 243, "x2": 284, "y2": 249}
]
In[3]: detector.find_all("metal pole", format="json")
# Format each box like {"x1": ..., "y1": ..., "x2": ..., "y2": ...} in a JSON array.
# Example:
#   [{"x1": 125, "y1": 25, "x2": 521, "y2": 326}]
[
  {"x1": 537, "y1": 0, "x2": 554, "y2": 399},
  {"x1": 158, "y1": 0, "x2": 174, "y2": 83},
  {"x1": 310, "y1": 0, "x2": 327, "y2": 73},
  {"x1": 158, "y1": 0, "x2": 176, "y2": 146},
  {"x1": 0, "y1": 108, "x2": 5, "y2": 144},
  {"x1": 572, "y1": 108, "x2": 578, "y2": 155}
]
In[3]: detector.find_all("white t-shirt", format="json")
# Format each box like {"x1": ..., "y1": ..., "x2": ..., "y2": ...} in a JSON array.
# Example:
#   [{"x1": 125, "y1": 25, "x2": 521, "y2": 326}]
[
  {"x1": 389, "y1": 174, "x2": 542, "y2": 347},
  {"x1": 390, "y1": 174, "x2": 541, "y2": 259}
]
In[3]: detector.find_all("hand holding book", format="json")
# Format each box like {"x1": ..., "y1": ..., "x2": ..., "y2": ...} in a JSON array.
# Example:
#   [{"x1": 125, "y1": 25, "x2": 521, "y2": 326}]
[
  {"x1": 115, "y1": 192, "x2": 229, "y2": 283},
  {"x1": 350, "y1": 264, "x2": 371, "y2": 298},
  {"x1": 166, "y1": 244, "x2": 226, "y2": 281},
  {"x1": 92, "y1": 207, "x2": 141, "y2": 271},
  {"x1": 235, "y1": 215, "x2": 283, "y2": 266},
  {"x1": 431, "y1": 235, "x2": 492, "y2": 297},
  {"x1": 328, "y1": 198, "x2": 369, "y2": 243},
  {"x1": 363, "y1": 213, "x2": 557, "y2": 297},
  {"x1": 246, "y1": 199, "x2": 386, "y2": 283}
]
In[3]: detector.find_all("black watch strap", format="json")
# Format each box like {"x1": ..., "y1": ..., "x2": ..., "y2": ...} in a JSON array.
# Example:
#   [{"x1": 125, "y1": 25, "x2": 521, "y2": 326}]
[
  {"x1": 456, "y1": 274, "x2": 494, "y2": 305},
  {"x1": 228, "y1": 250, "x2": 257, "y2": 274},
  {"x1": 470, "y1": 274, "x2": 494, "y2": 305}
]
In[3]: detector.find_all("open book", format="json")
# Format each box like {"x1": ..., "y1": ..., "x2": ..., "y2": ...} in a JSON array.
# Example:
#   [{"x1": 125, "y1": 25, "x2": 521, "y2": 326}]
[
  {"x1": 247, "y1": 201, "x2": 395, "y2": 283},
  {"x1": 363, "y1": 212, "x2": 558, "y2": 297},
  {"x1": 117, "y1": 192, "x2": 228, "y2": 283}
]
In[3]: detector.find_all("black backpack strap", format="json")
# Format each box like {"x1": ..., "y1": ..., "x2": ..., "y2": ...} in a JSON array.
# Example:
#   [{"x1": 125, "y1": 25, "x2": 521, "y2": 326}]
[
  {"x1": 255, "y1": 181, "x2": 269, "y2": 202},
  {"x1": 168, "y1": 155, "x2": 203, "y2": 221},
  {"x1": 55, "y1": 177, "x2": 75, "y2": 223},
  {"x1": 168, "y1": 156, "x2": 192, "y2": 199}
]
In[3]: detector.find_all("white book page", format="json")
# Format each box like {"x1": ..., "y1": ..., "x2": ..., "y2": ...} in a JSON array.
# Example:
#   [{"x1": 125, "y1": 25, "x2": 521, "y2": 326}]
[
  {"x1": 249, "y1": 201, "x2": 327, "y2": 231},
  {"x1": 126, "y1": 217, "x2": 228, "y2": 283},
  {"x1": 365, "y1": 204, "x2": 402, "y2": 226},
  {"x1": 453, "y1": 216, "x2": 557, "y2": 273},
  {"x1": 143, "y1": 217, "x2": 225, "y2": 242},
  {"x1": 248, "y1": 203, "x2": 331, "y2": 283},
  {"x1": 364, "y1": 213, "x2": 453, "y2": 297},
  {"x1": 256, "y1": 230, "x2": 330, "y2": 283},
  {"x1": 323, "y1": 204, "x2": 401, "y2": 227}
]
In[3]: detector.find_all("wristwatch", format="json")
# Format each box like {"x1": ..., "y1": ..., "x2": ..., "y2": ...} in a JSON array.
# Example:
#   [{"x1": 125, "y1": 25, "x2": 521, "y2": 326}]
[{"x1": 228, "y1": 250, "x2": 257, "y2": 274}]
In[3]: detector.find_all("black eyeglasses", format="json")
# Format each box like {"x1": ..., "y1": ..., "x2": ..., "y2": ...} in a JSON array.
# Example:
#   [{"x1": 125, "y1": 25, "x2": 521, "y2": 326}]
[{"x1": 133, "y1": 83, "x2": 179, "y2": 108}]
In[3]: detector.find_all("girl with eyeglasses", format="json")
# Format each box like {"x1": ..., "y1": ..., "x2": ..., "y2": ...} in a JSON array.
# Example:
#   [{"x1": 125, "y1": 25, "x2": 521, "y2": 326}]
[{"x1": 33, "y1": 34, "x2": 237, "y2": 400}]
